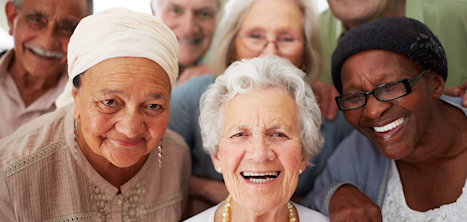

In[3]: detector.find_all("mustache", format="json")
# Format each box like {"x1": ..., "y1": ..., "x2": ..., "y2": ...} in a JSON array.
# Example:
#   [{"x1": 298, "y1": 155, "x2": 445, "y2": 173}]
[{"x1": 25, "y1": 45, "x2": 65, "y2": 59}]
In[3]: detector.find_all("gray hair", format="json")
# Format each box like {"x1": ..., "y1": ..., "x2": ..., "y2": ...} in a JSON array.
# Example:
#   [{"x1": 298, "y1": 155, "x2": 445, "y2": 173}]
[
  {"x1": 199, "y1": 56, "x2": 323, "y2": 161},
  {"x1": 209, "y1": 0, "x2": 322, "y2": 84},
  {"x1": 13, "y1": 0, "x2": 94, "y2": 15}
]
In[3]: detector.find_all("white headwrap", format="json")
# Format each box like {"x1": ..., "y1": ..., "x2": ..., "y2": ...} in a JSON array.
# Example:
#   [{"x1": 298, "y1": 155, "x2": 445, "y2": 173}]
[{"x1": 56, "y1": 8, "x2": 179, "y2": 108}]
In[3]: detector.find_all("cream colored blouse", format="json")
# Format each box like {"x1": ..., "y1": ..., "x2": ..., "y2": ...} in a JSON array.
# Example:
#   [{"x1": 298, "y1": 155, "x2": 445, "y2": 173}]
[{"x1": 0, "y1": 104, "x2": 191, "y2": 222}]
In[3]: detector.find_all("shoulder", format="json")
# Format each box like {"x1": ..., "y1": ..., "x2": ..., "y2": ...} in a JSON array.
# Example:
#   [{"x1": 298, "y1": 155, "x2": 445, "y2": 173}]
[
  {"x1": 0, "y1": 105, "x2": 70, "y2": 169},
  {"x1": 440, "y1": 95, "x2": 467, "y2": 116},
  {"x1": 294, "y1": 202, "x2": 329, "y2": 222},
  {"x1": 183, "y1": 203, "x2": 219, "y2": 222},
  {"x1": 172, "y1": 75, "x2": 215, "y2": 99}
]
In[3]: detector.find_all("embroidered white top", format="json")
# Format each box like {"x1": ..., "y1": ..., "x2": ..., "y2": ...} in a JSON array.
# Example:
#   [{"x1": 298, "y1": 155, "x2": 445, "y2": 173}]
[
  {"x1": 382, "y1": 159, "x2": 467, "y2": 222},
  {"x1": 0, "y1": 104, "x2": 191, "y2": 222}
]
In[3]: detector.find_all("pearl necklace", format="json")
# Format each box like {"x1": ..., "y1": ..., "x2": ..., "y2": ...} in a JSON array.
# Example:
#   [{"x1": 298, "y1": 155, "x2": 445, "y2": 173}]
[{"x1": 222, "y1": 194, "x2": 296, "y2": 222}]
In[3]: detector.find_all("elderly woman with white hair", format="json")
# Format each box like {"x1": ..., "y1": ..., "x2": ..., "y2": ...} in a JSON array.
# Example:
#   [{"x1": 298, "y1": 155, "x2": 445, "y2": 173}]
[
  {"x1": 184, "y1": 56, "x2": 329, "y2": 221},
  {"x1": 168, "y1": 0, "x2": 354, "y2": 212},
  {"x1": 0, "y1": 8, "x2": 190, "y2": 221}
]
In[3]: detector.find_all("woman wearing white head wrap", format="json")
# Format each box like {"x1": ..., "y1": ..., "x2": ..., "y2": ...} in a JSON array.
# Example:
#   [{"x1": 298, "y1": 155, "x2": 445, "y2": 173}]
[{"x1": 0, "y1": 8, "x2": 190, "y2": 221}]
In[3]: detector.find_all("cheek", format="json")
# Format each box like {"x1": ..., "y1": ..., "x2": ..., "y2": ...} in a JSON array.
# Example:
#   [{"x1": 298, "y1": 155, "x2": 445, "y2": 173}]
[
  {"x1": 284, "y1": 50, "x2": 304, "y2": 68},
  {"x1": 160, "y1": 13, "x2": 178, "y2": 30},
  {"x1": 234, "y1": 39, "x2": 255, "y2": 60},
  {"x1": 343, "y1": 110, "x2": 360, "y2": 128}
]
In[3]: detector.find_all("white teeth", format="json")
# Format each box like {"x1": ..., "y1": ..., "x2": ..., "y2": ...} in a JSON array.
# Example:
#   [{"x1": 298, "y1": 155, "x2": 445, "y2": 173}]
[
  {"x1": 26, "y1": 45, "x2": 65, "y2": 59},
  {"x1": 242, "y1": 172, "x2": 278, "y2": 183},
  {"x1": 373, "y1": 117, "x2": 405, "y2": 133},
  {"x1": 242, "y1": 172, "x2": 279, "y2": 177},
  {"x1": 248, "y1": 177, "x2": 276, "y2": 183}
]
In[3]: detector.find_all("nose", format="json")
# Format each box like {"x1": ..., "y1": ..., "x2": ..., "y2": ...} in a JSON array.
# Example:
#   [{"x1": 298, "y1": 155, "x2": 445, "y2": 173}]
[
  {"x1": 362, "y1": 95, "x2": 392, "y2": 119},
  {"x1": 260, "y1": 41, "x2": 281, "y2": 57},
  {"x1": 179, "y1": 11, "x2": 200, "y2": 36},
  {"x1": 245, "y1": 134, "x2": 275, "y2": 163},
  {"x1": 115, "y1": 107, "x2": 146, "y2": 139},
  {"x1": 36, "y1": 24, "x2": 61, "y2": 51}
]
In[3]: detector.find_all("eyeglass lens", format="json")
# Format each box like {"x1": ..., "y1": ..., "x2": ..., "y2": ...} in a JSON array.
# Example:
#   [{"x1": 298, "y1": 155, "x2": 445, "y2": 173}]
[{"x1": 238, "y1": 34, "x2": 304, "y2": 55}]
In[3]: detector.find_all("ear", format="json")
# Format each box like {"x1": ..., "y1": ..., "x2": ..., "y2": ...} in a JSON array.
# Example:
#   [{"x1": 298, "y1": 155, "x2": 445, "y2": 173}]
[
  {"x1": 430, "y1": 71, "x2": 445, "y2": 99},
  {"x1": 299, "y1": 156, "x2": 309, "y2": 174},
  {"x1": 72, "y1": 86, "x2": 81, "y2": 120},
  {"x1": 210, "y1": 151, "x2": 222, "y2": 173},
  {"x1": 150, "y1": 0, "x2": 156, "y2": 16},
  {"x1": 5, "y1": 2, "x2": 19, "y2": 36}
]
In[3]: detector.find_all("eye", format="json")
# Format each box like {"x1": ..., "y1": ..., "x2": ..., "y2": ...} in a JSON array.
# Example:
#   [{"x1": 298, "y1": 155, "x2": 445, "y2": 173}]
[
  {"x1": 278, "y1": 35, "x2": 295, "y2": 42},
  {"x1": 103, "y1": 99, "x2": 116, "y2": 107},
  {"x1": 197, "y1": 11, "x2": 214, "y2": 19},
  {"x1": 232, "y1": 132, "x2": 245, "y2": 138},
  {"x1": 273, "y1": 132, "x2": 286, "y2": 137},
  {"x1": 248, "y1": 33, "x2": 262, "y2": 39},
  {"x1": 148, "y1": 104, "x2": 161, "y2": 110}
]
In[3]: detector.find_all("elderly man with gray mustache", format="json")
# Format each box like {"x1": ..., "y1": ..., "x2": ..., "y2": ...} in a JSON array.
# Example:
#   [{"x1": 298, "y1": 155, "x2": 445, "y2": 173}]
[{"x1": 0, "y1": 0, "x2": 92, "y2": 138}]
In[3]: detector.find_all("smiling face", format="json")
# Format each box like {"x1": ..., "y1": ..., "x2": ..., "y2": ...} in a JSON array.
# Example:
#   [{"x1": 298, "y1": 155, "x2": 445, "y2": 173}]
[
  {"x1": 6, "y1": 0, "x2": 88, "y2": 78},
  {"x1": 340, "y1": 50, "x2": 438, "y2": 160},
  {"x1": 211, "y1": 88, "x2": 307, "y2": 214},
  {"x1": 152, "y1": 0, "x2": 218, "y2": 66},
  {"x1": 327, "y1": 0, "x2": 389, "y2": 29},
  {"x1": 72, "y1": 57, "x2": 171, "y2": 168},
  {"x1": 234, "y1": 0, "x2": 305, "y2": 68}
]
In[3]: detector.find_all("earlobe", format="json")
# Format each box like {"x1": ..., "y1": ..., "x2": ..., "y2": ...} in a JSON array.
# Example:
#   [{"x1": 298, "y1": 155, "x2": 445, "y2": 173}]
[
  {"x1": 72, "y1": 87, "x2": 80, "y2": 120},
  {"x1": 210, "y1": 152, "x2": 222, "y2": 173},
  {"x1": 5, "y1": 2, "x2": 18, "y2": 36}
]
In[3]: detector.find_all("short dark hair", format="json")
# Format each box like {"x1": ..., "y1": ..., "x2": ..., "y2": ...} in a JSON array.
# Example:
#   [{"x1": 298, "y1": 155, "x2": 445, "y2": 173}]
[
  {"x1": 13, "y1": 0, "x2": 93, "y2": 15},
  {"x1": 73, "y1": 75, "x2": 81, "y2": 89}
]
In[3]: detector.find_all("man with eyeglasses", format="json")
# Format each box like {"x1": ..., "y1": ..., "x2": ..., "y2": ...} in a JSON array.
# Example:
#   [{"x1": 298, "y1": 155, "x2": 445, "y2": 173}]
[{"x1": 301, "y1": 17, "x2": 467, "y2": 221}]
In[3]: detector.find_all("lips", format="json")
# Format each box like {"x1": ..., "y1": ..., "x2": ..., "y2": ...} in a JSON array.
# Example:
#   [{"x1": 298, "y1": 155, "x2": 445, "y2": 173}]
[
  {"x1": 111, "y1": 139, "x2": 142, "y2": 147},
  {"x1": 241, "y1": 171, "x2": 280, "y2": 183},
  {"x1": 373, "y1": 117, "x2": 405, "y2": 133}
]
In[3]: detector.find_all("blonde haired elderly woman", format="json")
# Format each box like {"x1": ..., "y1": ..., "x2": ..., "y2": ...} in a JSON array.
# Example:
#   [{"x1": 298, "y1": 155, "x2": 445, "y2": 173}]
[
  {"x1": 168, "y1": 0, "x2": 354, "y2": 213},
  {"x1": 0, "y1": 8, "x2": 190, "y2": 221},
  {"x1": 185, "y1": 56, "x2": 328, "y2": 221}
]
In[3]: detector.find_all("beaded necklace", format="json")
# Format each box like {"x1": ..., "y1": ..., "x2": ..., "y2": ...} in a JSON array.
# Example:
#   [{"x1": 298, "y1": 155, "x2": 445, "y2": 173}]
[{"x1": 222, "y1": 194, "x2": 297, "y2": 222}]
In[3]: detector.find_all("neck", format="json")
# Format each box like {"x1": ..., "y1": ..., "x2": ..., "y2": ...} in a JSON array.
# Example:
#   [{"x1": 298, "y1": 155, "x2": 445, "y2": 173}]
[
  {"x1": 77, "y1": 125, "x2": 148, "y2": 188},
  {"x1": 8, "y1": 54, "x2": 63, "y2": 106},
  {"x1": 216, "y1": 196, "x2": 295, "y2": 222},
  {"x1": 399, "y1": 99, "x2": 467, "y2": 169},
  {"x1": 344, "y1": 0, "x2": 406, "y2": 30}
]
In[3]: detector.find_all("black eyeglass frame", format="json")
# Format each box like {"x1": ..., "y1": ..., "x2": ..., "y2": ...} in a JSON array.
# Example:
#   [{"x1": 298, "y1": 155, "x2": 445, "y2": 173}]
[
  {"x1": 335, "y1": 69, "x2": 429, "y2": 111},
  {"x1": 235, "y1": 34, "x2": 306, "y2": 55}
]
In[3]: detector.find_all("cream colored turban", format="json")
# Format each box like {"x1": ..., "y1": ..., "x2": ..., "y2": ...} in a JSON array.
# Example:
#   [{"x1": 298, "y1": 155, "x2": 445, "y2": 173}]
[{"x1": 56, "y1": 7, "x2": 179, "y2": 108}]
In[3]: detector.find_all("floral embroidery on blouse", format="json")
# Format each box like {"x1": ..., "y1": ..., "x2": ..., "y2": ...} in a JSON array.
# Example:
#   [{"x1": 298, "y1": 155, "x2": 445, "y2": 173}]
[{"x1": 89, "y1": 181, "x2": 112, "y2": 222}]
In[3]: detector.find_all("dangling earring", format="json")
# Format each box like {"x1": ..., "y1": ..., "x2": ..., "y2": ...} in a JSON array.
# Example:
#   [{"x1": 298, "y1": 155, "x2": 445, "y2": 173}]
[
  {"x1": 299, "y1": 169, "x2": 302, "y2": 174},
  {"x1": 158, "y1": 140, "x2": 163, "y2": 168},
  {"x1": 74, "y1": 119, "x2": 79, "y2": 160}
]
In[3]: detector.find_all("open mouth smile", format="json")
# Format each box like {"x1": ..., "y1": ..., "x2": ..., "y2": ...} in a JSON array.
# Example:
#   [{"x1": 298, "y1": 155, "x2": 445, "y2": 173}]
[
  {"x1": 177, "y1": 37, "x2": 202, "y2": 45},
  {"x1": 373, "y1": 117, "x2": 405, "y2": 133},
  {"x1": 241, "y1": 171, "x2": 280, "y2": 183},
  {"x1": 26, "y1": 45, "x2": 65, "y2": 59}
]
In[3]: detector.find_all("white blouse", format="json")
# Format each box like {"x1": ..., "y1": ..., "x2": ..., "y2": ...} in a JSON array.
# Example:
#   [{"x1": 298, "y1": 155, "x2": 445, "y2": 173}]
[
  {"x1": 184, "y1": 201, "x2": 329, "y2": 222},
  {"x1": 382, "y1": 159, "x2": 467, "y2": 221}
]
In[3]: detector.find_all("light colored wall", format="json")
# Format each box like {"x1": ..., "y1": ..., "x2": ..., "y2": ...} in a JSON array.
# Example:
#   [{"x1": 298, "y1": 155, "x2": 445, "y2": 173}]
[{"x1": 0, "y1": 0, "x2": 8, "y2": 31}]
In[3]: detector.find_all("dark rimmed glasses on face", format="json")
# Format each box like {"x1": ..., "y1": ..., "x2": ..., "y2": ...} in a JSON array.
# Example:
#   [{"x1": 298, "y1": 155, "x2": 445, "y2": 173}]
[
  {"x1": 236, "y1": 34, "x2": 305, "y2": 55},
  {"x1": 335, "y1": 69, "x2": 429, "y2": 111}
]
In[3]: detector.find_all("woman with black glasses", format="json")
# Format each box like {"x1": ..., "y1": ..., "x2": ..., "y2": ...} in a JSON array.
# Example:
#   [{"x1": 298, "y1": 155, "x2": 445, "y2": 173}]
[{"x1": 301, "y1": 17, "x2": 467, "y2": 221}]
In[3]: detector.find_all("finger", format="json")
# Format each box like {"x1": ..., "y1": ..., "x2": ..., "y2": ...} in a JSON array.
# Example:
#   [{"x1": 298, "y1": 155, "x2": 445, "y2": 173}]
[
  {"x1": 445, "y1": 87, "x2": 460, "y2": 97},
  {"x1": 463, "y1": 90, "x2": 467, "y2": 107}
]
